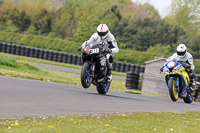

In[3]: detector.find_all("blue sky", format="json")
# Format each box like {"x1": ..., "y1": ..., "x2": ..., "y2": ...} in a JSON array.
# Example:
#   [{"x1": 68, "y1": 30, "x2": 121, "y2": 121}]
[{"x1": 132, "y1": 0, "x2": 172, "y2": 18}]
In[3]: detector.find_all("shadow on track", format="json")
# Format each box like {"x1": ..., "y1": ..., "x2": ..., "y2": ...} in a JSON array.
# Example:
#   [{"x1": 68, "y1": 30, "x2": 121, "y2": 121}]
[{"x1": 86, "y1": 92, "x2": 145, "y2": 102}]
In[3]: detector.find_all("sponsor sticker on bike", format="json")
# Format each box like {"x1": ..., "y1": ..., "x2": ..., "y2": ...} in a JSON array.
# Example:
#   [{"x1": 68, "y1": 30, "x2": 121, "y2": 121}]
[
  {"x1": 167, "y1": 61, "x2": 176, "y2": 68},
  {"x1": 90, "y1": 48, "x2": 99, "y2": 54}
]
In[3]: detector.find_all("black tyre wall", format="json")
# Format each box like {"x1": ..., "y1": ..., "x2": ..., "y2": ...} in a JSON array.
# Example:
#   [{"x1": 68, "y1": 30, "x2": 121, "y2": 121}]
[
  {"x1": 125, "y1": 71, "x2": 140, "y2": 89},
  {"x1": 0, "y1": 42, "x2": 146, "y2": 73}
]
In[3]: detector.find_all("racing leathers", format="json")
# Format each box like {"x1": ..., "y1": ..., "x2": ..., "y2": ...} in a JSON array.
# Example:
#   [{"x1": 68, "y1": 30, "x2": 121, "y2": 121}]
[{"x1": 82, "y1": 32, "x2": 119, "y2": 82}]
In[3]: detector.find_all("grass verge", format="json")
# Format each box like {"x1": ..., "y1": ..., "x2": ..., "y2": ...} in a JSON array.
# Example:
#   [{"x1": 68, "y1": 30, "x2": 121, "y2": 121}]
[
  {"x1": 0, "y1": 52, "x2": 126, "y2": 77},
  {"x1": 0, "y1": 53, "x2": 126, "y2": 91},
  {"x1": 0, "y1": 112, "x2": 200, "y2": 133},
  {"x1": 0, "y1": 53, "x2": 166, "y2": 96}
]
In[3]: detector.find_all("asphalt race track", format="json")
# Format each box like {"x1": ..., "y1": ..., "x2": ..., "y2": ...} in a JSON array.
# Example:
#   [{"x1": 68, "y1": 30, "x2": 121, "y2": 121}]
[
  {"x1": 29, "y1": 62, "x2": 126, "y2": 81},
  {"x1": 1, "y1": 76, "x2": 200, "y2": 118}
]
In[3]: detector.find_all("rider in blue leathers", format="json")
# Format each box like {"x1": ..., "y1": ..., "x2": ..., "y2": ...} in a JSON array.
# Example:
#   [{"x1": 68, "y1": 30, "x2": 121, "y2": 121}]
[{"x1": 161, "y1": 44, "x2": 196, "y2": 87}]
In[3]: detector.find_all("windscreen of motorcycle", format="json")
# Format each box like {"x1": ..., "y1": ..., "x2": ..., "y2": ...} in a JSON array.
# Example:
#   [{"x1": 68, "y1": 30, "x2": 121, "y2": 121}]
[{"x1": 82, "y1": 43, "x2": 92, "y2": 51}]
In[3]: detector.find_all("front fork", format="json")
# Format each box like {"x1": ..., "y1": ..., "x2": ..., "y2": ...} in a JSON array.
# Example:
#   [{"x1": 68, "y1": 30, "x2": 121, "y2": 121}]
[
  {"x1": 166, "y1": 76, "x2": 180, "y2": 96},
  {"x1": 166, "y1": 75, "x2": 179, "y2": 88},
  {"x1": 91, "y1": 64, "x2": 95, "y2": 77}
]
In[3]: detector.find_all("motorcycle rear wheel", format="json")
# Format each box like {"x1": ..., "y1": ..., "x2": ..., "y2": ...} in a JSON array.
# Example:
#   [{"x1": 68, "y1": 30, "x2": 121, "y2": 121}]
[
  {"x1": 96, "y1": 82, "x2": 110, "y2": 95},
  {"x1": 168, "y1": 78, "x2": 179, "y2": 101},
  {"x1": 81, "y1": 63, "x2": 92, "y2": 88},
  {"x1": 183, "y1": 93, "x2": 193, "y2": 104}
]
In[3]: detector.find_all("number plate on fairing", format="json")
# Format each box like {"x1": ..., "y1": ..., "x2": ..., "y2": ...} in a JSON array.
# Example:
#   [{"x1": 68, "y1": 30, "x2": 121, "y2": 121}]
[{"x1": 90, "y1": 48, "x2": 100, "y2": 54}]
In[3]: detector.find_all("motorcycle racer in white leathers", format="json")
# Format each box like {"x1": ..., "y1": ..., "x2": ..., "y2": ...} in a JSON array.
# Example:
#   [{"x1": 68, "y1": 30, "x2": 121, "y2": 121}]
[
  {"x1": 161, "y1": 44, "x2": 196, "y2": 86},
  {"x1": 81, "y1": 24, "x2": 119, "y2": 82}
]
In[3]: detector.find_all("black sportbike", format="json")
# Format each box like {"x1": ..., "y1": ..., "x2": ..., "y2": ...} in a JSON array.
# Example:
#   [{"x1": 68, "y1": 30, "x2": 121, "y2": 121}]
[{"x1": 78, "y1": 43, "x2": 111, "y2": 94}]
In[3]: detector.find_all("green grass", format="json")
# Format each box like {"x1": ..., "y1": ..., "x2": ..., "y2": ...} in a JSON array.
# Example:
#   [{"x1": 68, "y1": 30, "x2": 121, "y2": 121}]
[
  {"x1": 0, "y1": 53, "x2": 129, "y2": 91},
  {"x1": 0, "y1": 52, "x2": 166, "y2": 96},
  {"x1": 0, "y1": 53, "x2": 199, "y2": 133},
  {"x1": 0, "y1": 112, "x2": 200, "y2": 133},
  {"x1": 0, "y1": 52, "x2": 126, "y2": 77}
]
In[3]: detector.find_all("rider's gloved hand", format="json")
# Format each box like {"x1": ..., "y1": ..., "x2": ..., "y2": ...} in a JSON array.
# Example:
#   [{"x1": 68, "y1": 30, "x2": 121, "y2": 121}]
[
  {"x1": 77, "y1": 47, "x2": 82, "y2": 51},
  {"x1": 182, "y1": 63, "x2": 191, "y2": 69},
  {"x1": 160, "y1": 66, "x2": 164, "y2": 73},
  {"x1": 103, "y1": 48, "x2": 112, "y2": 53}
]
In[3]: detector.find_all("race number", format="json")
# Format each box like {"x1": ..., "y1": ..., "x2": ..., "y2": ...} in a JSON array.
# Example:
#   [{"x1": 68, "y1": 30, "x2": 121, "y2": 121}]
[{"x1": 90, "y1": 48, "x2": 99, "y2": 54}]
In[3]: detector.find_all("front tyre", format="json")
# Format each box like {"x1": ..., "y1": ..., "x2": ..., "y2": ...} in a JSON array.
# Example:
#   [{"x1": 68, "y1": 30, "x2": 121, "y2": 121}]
[
  {"x1": 81, "y1": 63, "x2": 92, "y2": 88},
  {"x1": 96, "y1": 82, "x2": 110, "y2": 95},
  {"x1": 168, "y1": 78, "x2": 179, "y2": 101}
]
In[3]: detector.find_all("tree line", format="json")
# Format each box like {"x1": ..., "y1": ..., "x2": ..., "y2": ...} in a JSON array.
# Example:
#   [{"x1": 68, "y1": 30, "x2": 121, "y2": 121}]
[{"x1": 0, "y1": 0, "x2": 199, "y2": 59}]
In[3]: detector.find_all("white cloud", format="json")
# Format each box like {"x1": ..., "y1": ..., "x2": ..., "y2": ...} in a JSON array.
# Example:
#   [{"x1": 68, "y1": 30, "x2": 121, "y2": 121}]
[{"x1": 132, "y1": 0, "x2": 172, "y2": 18}]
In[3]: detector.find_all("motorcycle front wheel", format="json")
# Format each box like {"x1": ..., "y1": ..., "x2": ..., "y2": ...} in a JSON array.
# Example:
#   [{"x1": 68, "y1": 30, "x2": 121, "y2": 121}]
[
  {"x1": 81, "y1": 63, "x2": 92, "y2": 88},
  {"x1": 96, "y1": 82, "x2": 110, "y2": 95},
  {"x1": 168, "y1": 78, "x2": 179, "y2": 101}
]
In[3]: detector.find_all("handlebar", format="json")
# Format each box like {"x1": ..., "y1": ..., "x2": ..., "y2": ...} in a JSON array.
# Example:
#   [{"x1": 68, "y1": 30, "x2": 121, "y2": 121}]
[{"x1": 77, "y1": 47, "x2": 82, "y2": 52}]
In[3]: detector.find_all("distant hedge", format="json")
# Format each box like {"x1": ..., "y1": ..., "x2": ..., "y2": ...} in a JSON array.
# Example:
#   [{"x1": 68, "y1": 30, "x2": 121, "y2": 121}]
[
  {"x1": 0, "y1": 31, "x2": 160, "y2": 64},
  {"x1": 115, "y1": 49, "x2": 162, "y2": 64},
  {"x1": 194, "y1": 59, "x2": 200, "y2": 74},
  {"x1": 0, "y1": 31, "x2": 76, "y2": 53}
]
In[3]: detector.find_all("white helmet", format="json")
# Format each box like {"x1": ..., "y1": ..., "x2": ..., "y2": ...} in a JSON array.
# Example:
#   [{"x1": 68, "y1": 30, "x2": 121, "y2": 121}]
[
  {"x1": 177, "y1": 44, "x2": 187, "y2": 58},
  {"x1": 97, "y1": 24, "x2": 109, "y2": 39}
]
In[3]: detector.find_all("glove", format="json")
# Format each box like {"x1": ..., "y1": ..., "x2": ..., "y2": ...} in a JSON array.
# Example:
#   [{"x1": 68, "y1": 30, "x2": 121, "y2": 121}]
[
  {"x1": 77, "y1": 47, "x2": 82, "y2": 51},
  {"x1": 182, "y1": 63, "x2": 191, "y2": 69},
  {"x1": 160, "y1": 66, "x2": 164, "y2": 73},
  {"x1": 103, "y1": 48, "x2": 112, "y2": 53}
]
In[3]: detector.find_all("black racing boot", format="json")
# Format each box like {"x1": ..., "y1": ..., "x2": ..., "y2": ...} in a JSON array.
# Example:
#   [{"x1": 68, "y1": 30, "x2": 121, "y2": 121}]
[
  {"x1": 107, "y1": 69, "x2": 112, "y2": 82},
  {"x1": 191, "y1": 79, "x2": 196, "y2": 86},
  {"x1": 189, "y1": 79, "x2": 195, "y2": 93}
]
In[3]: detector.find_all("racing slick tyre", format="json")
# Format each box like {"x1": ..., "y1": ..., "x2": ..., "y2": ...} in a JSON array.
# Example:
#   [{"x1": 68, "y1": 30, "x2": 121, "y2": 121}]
[
  {"x1": 81, "y1": 63, "x2": 92, "y2": 88},
  {"x1": 183, "y1": 93, "x2": 193, "y2": 104},
  {"x1": 96, "y1": 82, "x2": 110, "y2": 95},
  {"x1": 168, "y1": 78, "x2": 179, "y2": 102}
]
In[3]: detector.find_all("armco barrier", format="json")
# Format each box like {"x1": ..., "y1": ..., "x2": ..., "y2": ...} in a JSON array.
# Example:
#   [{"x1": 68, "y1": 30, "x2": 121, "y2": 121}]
[{"x1": 0, "y1": 42, "x2": 145, "y2": 73}]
